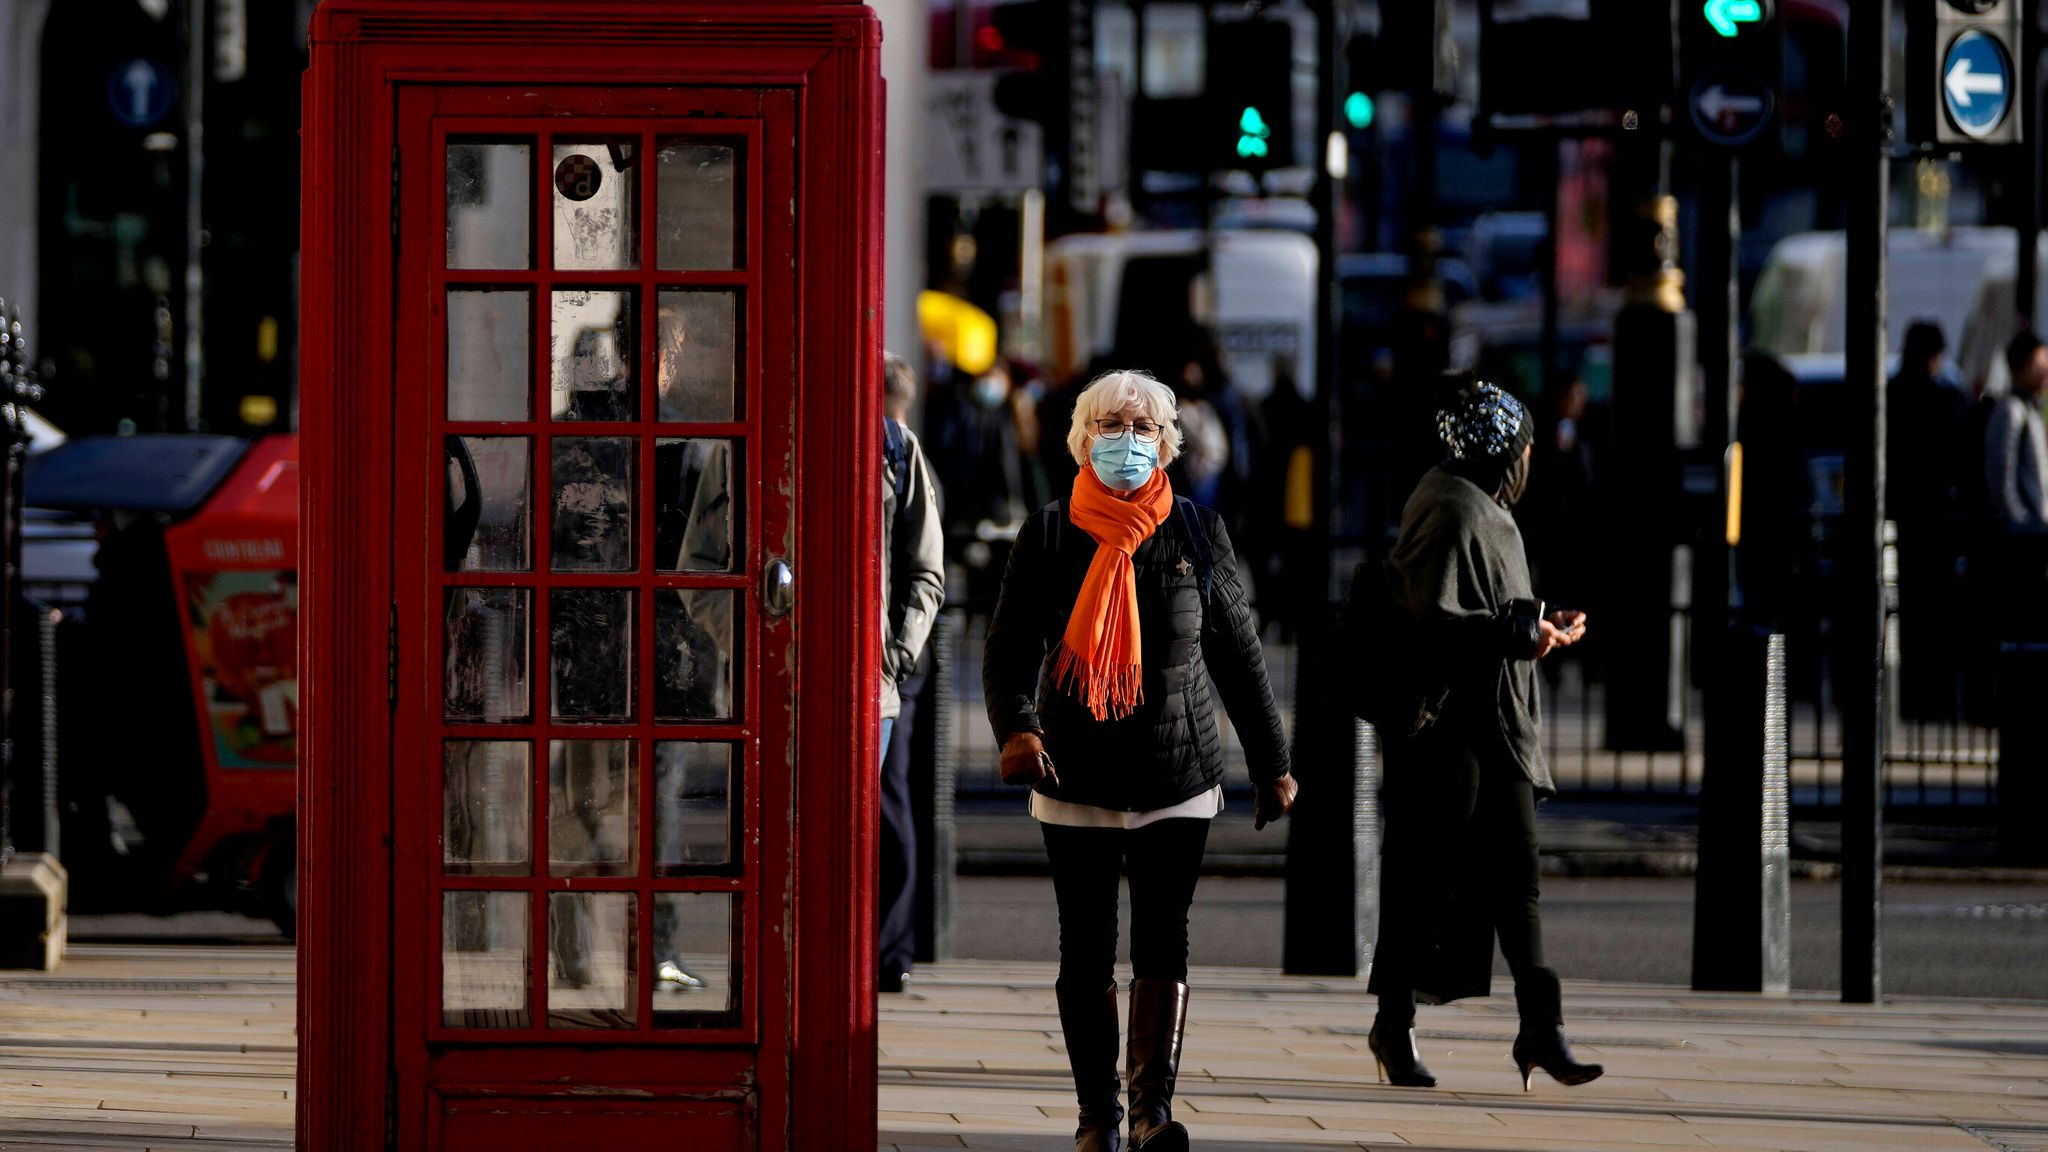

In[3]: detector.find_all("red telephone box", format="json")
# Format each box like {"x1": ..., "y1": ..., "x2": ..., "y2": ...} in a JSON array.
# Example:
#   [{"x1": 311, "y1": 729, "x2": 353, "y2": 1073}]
[{"x1": 299, "y1": 5, "x2": 882, "y2": 1149}]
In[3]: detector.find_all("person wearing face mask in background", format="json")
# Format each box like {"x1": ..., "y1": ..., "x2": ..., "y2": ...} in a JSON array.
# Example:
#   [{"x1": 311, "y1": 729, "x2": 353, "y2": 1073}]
[
  {"x1": 925, "y1": 361, "x2": 1029, "y2": 544},
  {"x1": 983, "y1": 369, "x2": 1297, "y2": 1152},
  {"x1": 1358, "y1": 378, "x2": 1604, "y2": 1095}
]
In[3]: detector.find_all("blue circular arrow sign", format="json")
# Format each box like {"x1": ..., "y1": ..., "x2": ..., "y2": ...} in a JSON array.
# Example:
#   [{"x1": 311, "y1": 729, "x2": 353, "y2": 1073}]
[
  {"x1": 1689, "y1": 68, "x2": 1775, "y2": 147},
  {"x1": 1943, "y1": 30, "x2": 2013, "y2": 139},
  {"x1": 106, "y1": 58, "x2": 175, "y2": 129}
]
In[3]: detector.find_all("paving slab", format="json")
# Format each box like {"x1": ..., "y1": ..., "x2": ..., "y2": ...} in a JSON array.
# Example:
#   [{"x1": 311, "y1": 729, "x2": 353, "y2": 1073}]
[
  {"x1": 6, "y1": 948, "x2": 2048, "y2": 1149},
  {"x1": 879, "y1": 962, "x2": 2048, "y2": 1151}
]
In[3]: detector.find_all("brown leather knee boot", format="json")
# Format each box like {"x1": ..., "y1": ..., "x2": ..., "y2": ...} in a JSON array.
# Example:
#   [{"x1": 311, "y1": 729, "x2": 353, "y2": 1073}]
[{"x1": 1124, "y1": 979, "x2": 1189, "y2": 1151}]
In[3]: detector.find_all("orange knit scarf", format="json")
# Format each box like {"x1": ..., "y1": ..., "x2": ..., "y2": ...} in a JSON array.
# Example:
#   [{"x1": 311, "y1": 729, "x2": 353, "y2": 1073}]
[{"x1": 1052, "y1": 467, "x2": 1174, "y2": 721}]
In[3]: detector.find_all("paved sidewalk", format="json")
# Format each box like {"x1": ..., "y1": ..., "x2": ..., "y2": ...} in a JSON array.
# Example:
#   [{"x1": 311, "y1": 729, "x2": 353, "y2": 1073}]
[
  {"x1": 3, "y1": 948, "x2": 2046, "y2": 1150},
  {"x1": 0, "y1": 945, "x2": 295, "y2": 1148},
  {"x1": 881, "y1": 962, "x2": 2048, "y2": 1151}
]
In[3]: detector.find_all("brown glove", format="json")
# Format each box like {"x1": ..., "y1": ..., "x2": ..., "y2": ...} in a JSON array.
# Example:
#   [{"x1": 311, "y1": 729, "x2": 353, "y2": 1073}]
[{"x1": 998, "y1": 731, "x2": 1059, "y2": 788}]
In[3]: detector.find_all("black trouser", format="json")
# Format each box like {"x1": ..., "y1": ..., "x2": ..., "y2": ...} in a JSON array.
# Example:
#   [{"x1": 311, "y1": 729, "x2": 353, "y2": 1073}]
[
  {"x1": 877, "y1": 672, "x2": 924, "y2": 979},
  {"x1": 1040, "y1": 817, "x2": 1212, "y2": 991},
  {"x1": 1374, "y1": 736, "x2": 1558, "y2": 1031}
]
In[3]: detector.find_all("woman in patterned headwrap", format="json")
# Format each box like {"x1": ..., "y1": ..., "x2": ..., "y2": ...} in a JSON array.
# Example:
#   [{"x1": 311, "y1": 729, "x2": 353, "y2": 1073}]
[{"x1": 1363, "y1": 378, "x2": 1606, "y2": 1093}]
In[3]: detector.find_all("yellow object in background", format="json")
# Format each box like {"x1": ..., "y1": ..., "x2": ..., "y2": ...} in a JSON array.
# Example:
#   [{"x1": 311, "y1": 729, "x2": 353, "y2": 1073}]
[
  {"x1": 1284, "y1": 446, "x2": 1315, "y2": 530},
  {"x1": 241, "y1": 394, "x2": 279, "y2": 427},
  {"x1": 918, "y1": 290, "x2": 998, "y2": 376},
  {"x1": 1725, "y1": 441, "x2": 1744, "y2": 548}
]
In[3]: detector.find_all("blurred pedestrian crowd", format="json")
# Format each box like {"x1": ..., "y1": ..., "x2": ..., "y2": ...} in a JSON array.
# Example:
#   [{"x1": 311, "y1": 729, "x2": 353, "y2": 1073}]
[{"x1": 914, "y1": 338, "x2": 1332, "y2": 638}]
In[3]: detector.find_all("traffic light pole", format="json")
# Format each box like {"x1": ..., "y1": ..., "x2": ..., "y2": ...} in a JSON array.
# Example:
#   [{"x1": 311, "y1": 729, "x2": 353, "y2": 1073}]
[
  {"x1": 2023, "y1": 0, "x2": 2042, "y2": 323},
  {"x1": 1693, "y1": 150, "x2": 1794, "y2": 992},
  {"x1": 1538, "y1": 143, "x2": 1563, "y2": 397},
  {"x1": 1841, "y1": 0, "x2": 1889, "y2": 1007},
  {"x1": 1389, "y1": 6, "x2": 1450, "y2": 507},
  {"x1": 1695, "y1": 151, "x2": 1738, "y2": 711},
  {"x1": 181, "y1": 0, "x2": 206, "y2": 431},
  {"x1": 1282, "y1": 0, "x2": 1367, "y2": 980}
]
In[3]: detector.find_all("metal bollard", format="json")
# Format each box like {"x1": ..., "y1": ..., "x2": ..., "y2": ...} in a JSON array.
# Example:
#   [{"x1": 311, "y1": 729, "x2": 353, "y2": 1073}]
[
  {"x1": 1760, "y1": 634, "x2": 1790, "y2": 994},
  {"x1": 1352, "y1": 720, "x2": 1382, "y2": 983},
  {"x1": 913, "y1": 607, "x2": 962, "y2": 964},
  {"x1": 1996, "y1": 641, "x2": 2048, "y2": 867},
  {"x1": 37, "y1": 605, "x2": 58, "y2": 862},
  {"x1": 1282, "y1": 607, "x2": 1381, "y2": 977},
  {"x1": 1693, "y1": 628, "x2": 1790, "y2": 993}
]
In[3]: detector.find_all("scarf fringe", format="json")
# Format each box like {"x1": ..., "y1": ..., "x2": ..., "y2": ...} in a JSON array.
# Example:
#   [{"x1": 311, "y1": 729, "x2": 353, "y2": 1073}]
[{"x1": 1052, "y1": 641, "x2": 1144, "y2": 722}]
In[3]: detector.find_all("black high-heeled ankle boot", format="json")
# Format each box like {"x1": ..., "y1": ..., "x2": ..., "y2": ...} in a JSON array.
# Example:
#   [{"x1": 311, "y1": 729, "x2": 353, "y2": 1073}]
[
  {"x1": 1366, "y1": 1024, "x2": 1437, "y2": 1088},
  {"x1": 1056, "y1": 981, "x2": 1124, "y2": 1152},
  {"x1": 1125, "y1": 978, "x2": 1190, "y2": 1152},
  {"x1": 1512, "y1": 1025, "x2": 1604, "y2": 1091}
]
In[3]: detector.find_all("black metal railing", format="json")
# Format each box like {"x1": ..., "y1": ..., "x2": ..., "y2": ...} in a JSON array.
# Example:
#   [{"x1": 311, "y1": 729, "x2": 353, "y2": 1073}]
[
  {"x1": 934, "y1": 598, "x2": 2006, "y2": 811},
  {"x1": 926, "y1": 500, "x2": 2035, "y2": 814}
]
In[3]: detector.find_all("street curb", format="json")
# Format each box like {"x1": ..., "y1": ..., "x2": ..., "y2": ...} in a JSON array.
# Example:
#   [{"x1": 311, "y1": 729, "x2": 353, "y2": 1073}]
[{"x1": 955, "y1": 850, "x2": 2048, "y2": 883}]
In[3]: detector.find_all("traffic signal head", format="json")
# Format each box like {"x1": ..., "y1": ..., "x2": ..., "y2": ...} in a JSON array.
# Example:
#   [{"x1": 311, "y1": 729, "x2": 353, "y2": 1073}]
[
  {"x1": 1378, "y1": 0, "x2": 1454, "y2": 98},
  {"x1": 1908, "y1": 0, "x2": 2025, "y2": 145},
  {"x1": 1702, "y1": 0, "x2": 1766, "y2": 38},
  {"x1": 1343, "y1": 33, "x2": 1379, "y2": 130},
  {"x1": 988, "y1": 0, "x2": 1069, "y2": 125},
  {"x1": 1477, "y1": 1, "x2": 1673, "y2": 122},
  {"x1": 1680, "y1": 0, "x2": 1781, "y2": 148},
  {"x1": 989, "y1": 0, "x2": 1059, "y2": 69},
  {"x1": 1345, "y1": 91, "x2": 1375, "y2": 131},
  {"x1": 1205, "y1": 17, "x2": 1293, "y2": 172}
]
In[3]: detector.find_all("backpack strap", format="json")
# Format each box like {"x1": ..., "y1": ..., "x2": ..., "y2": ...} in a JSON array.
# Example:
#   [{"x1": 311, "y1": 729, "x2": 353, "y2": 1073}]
[
  {"x1": 1175, "y1": 496, "x2": 1214, "y2": 606},
  {"x1": 882, "y1": 417, "x2": 911, "y2": 505}
]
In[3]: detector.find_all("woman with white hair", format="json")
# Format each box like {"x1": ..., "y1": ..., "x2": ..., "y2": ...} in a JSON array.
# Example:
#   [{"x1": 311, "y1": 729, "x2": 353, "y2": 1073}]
[{"x1": 984, "y1": 369, "x2": 1298, "y2": 1152}]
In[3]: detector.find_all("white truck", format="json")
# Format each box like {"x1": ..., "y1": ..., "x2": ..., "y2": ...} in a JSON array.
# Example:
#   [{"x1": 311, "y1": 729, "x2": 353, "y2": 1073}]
[
  {"x1": 1041, "y1": 228, "x2": 1319, "y2": 400},
  {"x1": 1749, "y1": 225, "x2": 2048, "y2": 395}
]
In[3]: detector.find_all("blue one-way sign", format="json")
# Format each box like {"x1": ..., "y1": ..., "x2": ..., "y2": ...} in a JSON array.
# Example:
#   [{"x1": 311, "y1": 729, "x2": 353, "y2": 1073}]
[
  {"x1": 1943, "y1": 30, "x2": 2013, "y2": 140},
  {"x1": 107, "y1": 58, "x2": 175, "y2": 129}
]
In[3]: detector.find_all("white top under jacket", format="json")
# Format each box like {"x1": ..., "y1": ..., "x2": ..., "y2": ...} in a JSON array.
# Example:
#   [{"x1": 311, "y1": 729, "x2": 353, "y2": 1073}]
[{"x1": 1029, "y1": 784, "x2": 1225, "y2": 829}]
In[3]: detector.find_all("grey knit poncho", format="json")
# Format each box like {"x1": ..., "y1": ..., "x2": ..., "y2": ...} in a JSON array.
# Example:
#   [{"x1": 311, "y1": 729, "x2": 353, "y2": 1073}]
[{"x1": 1387, "y1": 464, "x2": 1554, "y2": 796}]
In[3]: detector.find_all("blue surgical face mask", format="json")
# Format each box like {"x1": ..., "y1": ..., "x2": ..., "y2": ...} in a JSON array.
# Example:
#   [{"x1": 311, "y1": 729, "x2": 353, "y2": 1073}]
[
  {"x1": 1089, "y1": 430, "x2": 1159, "y2": 491},
  {"x1": 971, "y1": 375, "x2": 1007, "y2": 409}
]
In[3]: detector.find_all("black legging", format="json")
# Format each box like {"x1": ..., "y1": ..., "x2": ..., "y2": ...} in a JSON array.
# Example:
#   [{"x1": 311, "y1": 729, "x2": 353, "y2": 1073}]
[
  {"x1": 1374, "y1": 734, "x2": 1559, "y2": 1030},
  {"x1": 1041, "y1": 817, "x2": 1212, "y2": 991}
]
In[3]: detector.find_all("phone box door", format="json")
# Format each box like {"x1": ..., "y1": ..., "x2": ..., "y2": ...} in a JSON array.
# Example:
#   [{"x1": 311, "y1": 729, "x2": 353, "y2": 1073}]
[{"x1": 300, "y1": 8, "x2": 882, "y2": 1150}]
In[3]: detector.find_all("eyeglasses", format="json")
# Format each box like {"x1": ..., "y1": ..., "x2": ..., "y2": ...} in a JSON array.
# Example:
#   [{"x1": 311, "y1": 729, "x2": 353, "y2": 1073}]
[{"x1": 1093, "y1": 417, "x2": 1162, "y2": 444}]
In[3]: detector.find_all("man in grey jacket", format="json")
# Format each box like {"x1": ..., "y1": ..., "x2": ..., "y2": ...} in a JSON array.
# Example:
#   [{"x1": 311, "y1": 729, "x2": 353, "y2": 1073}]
[
  {"x1": 880, "y1": 352, "x2": 946, "y2": 992},
  {"x1": 1986, "y1": 333, "x2": 2048, "y2": 530}
]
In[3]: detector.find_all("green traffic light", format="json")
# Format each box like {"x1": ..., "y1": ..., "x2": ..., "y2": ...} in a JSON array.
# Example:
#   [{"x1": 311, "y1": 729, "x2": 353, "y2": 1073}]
[
  {"x1": 1235, "y1": 105, "x2": 1273, "y2": 160},
  {"x1": 1703, "y1": 0, "x2": 1762, "y2": 37},
  {"x1": 1344, "y1": 91, "x2": 1375, "y2": 130}
]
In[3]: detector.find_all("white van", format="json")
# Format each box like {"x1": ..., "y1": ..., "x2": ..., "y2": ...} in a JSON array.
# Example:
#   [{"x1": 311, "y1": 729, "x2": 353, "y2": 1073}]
[
  {"x1": 1042, "y1": 229, "x2": 1318, "y2": 401},
  {"x1": 1750, "y1": 226, "x2": 2048, "y2": 395}
]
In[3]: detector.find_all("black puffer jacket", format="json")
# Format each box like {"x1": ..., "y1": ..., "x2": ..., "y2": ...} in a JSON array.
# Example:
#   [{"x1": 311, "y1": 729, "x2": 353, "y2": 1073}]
[{"x1": 983, "y1": 499, "x2": 1292, "y2": 811}]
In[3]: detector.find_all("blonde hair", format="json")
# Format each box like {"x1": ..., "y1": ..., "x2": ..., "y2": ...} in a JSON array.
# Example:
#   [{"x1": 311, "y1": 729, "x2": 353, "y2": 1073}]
[{"x1": 1065, "y1": 369, "x2": 1183, "y2": 467}]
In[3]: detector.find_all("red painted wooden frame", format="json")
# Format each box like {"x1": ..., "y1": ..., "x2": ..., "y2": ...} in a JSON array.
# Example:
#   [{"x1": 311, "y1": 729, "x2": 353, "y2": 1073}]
[{"x1": 301, "y1": 4, "x2": 881, "y2": 1148}]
